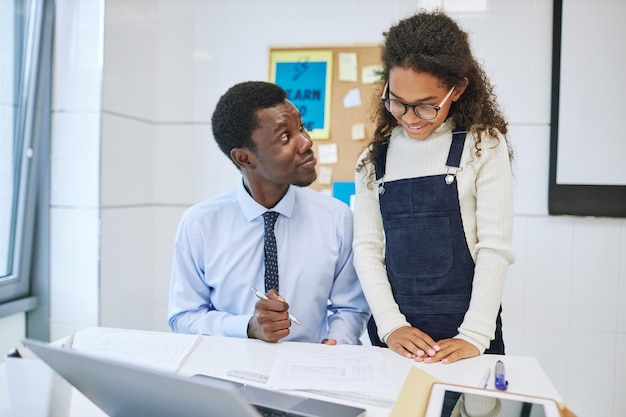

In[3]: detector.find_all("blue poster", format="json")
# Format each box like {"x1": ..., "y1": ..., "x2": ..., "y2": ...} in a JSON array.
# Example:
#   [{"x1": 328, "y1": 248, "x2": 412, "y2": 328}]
[{"x1": 274, "y1": 61, "x2": 327, "y2": 132}]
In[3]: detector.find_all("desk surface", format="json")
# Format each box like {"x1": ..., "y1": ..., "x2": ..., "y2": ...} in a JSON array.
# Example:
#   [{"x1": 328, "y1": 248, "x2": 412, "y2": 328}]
[{"x1": 1, "y1": 327, "x2": 562, "y2": 417}]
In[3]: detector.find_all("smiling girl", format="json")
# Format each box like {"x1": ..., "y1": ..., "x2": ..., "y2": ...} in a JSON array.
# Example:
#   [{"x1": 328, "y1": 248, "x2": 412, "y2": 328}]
[{"x1": 353, "y1": 10, "x2": 515, "y2": 364}]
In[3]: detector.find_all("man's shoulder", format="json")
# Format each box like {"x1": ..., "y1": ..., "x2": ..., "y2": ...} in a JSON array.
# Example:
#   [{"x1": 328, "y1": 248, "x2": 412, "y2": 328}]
[
  {"x1": 182, "y1": 189, "x2": 238, "y2": 223},
  {"x1": 294, "y1": 187, "x2": 352, "y2": 215}
]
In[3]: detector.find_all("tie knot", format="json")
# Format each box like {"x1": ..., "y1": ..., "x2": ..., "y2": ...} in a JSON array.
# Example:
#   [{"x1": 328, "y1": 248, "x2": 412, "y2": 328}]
[{"x1": 263, "y1": 211, "x2": 279, "y2": 229}]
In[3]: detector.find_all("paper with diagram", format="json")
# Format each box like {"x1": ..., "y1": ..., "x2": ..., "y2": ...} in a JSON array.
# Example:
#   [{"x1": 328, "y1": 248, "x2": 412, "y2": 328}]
[{"x1": 266, "y1": 342, "x2": 393, "y2": 392}]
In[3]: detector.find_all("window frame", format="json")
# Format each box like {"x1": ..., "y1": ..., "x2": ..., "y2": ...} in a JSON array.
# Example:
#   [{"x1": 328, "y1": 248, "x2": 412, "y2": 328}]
[{"x1": 0, "y1": 0, "x2": 52, "y2": 319}]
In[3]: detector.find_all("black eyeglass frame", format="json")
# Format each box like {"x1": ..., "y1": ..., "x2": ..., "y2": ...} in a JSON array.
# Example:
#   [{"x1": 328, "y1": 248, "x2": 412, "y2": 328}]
[{"x1": 381, "y1": 82, "x2": 455, "y2": 121}]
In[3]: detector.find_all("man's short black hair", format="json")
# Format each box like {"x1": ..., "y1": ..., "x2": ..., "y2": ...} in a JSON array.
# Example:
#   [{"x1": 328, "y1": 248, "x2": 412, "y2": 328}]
[{"x1": 211, "y1": 81, "x2": 287, "y2": 161}]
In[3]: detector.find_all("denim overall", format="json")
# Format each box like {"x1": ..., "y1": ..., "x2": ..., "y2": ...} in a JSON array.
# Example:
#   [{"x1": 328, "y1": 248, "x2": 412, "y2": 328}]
[{"x1": 368, "y1": 129, "x2": 504, "y2": 354}]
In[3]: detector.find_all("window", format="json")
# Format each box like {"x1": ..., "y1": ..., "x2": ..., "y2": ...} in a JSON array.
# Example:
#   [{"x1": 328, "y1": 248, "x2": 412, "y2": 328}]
[{"x1": 0, "y1": 0, "x2": 52, "y2": 315}]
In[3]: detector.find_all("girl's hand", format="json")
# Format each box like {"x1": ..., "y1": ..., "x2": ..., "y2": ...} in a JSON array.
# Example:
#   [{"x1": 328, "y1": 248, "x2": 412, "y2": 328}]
[
  {"x1": 386, "y1": 326, "x2": 440, "y2": 359},
  {"x1": 420, "y1": 338, "x2": 480, "y2": 364}
]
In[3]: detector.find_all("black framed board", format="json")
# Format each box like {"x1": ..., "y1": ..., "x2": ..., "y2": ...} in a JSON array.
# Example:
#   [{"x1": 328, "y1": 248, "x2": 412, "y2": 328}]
[{"x1": 549, "y1": 0, "x2": 626, "y2": 217}]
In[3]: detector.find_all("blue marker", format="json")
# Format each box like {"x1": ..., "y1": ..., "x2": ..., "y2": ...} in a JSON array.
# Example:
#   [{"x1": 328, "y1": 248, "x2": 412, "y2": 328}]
[{"x1": 494, "y1": 360, "x2": 508, "y2": 391}]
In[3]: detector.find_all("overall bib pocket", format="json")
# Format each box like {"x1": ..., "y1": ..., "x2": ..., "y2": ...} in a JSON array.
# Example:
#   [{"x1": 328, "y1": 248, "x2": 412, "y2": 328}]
[{"x1": 384, "y1": 216, "x2": 453, "y2": 286}]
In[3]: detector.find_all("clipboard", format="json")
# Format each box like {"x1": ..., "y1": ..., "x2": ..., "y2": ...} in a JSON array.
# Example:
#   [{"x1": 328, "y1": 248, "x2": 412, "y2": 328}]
[
  {"x1": 389, "y1": 366, "x2": 441, "y2": 417},
  {"x1": 389, "y1": 366, "x2": 578, "y2": 417}
]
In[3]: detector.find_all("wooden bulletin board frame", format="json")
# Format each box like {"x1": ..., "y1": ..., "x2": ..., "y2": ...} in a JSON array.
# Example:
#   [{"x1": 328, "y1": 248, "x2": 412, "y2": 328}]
[{"x1": 269, "y1": 45, "x2": 382, "y2": 193}]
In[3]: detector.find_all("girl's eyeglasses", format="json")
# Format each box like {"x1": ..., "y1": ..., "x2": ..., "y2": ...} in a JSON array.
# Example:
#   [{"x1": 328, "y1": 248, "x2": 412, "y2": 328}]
[{"x1": 381, "y1": 83, "x2": 455, "y2": 120}]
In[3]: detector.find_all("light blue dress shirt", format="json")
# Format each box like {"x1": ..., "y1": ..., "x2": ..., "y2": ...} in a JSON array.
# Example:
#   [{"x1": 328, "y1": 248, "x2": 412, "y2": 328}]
[{"x1": 168, "y1": 181, "x2": 370, "y2": 344}]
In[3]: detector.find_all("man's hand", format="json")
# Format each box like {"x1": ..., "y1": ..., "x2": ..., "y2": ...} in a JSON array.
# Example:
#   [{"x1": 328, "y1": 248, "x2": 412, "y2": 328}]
[
  {"x1": 247, "y1": 289, "x2": 291, "y2": 342},
  {"x1": 386, "y1": 326, "x2": 440, "y2": 359}
]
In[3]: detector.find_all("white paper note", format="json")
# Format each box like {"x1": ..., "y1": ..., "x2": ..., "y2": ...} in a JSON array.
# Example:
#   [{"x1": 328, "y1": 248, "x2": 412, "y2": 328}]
[
  {"x1": 362, "y1": 65, "x2": 383, "y2": 84},
  {"x1": 343, "y1": 88, "x2": 362, "y2": 108},
  {"x1": 317, "y1": 166, "x2": 333, "y2": 185},
  {"x1": 267, "y1": 342, "x2": 394, "y2": 392},
  {"x1": 351, "y1": 123, "x2": 366, "y2": 140},
  {"x1": 317, "y1": 143, "x2": 338, "y2": 164},
  {"x1": 74, "y1": 331, "x2": 200, "y2": 372},
  {"x1": 338, "y1": 52, "x2": 358, "y2": 82}
]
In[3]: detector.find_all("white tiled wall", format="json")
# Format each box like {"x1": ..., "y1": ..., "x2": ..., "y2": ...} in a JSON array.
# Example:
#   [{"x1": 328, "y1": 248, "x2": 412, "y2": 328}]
[
  {"x1": 48, "y1": 0, "x2": 103, "y2": 339},
  {"x1": 3, "y1": 0, "x2": 620, "y2": 416}
]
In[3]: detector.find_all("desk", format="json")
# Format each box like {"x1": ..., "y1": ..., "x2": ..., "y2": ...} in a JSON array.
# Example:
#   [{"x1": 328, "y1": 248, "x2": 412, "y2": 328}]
[{"x1": 1, "y1": 327, "x2": 562, "y2": 417}]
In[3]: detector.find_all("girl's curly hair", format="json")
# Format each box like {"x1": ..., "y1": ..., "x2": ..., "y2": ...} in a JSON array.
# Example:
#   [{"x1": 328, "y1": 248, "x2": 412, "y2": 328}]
[{"x1": 358, "y1": 10, "x2": 512, "y2": 186}]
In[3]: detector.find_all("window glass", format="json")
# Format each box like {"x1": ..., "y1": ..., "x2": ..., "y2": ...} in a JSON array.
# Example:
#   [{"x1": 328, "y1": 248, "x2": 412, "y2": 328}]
[
  {"x1": 0, "y1": 0, "x2": 20, "y2": 280},
  {"x1": 0, "y1": 0, "x2": 49, "y2": 306}
]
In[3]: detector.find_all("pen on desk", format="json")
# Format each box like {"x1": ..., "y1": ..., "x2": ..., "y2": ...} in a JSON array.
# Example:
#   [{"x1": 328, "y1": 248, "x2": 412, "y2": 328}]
[
  {"x1": 62, "y1": 332, "x2": 75, "y2": 349},
  {"x1": 478, "y1": 367, "x2": 490, "y2": 388},
  {"x1": 494, "y1": 360, "x2": 508, "y2": 391},
  {"x1": 250, "y1": 287, "x2": 302, "y2": 326}
]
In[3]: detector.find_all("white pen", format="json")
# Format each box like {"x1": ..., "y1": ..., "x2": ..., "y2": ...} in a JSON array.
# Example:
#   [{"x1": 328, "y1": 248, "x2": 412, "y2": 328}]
[
  {"x1": 479, "y1": 367, "x2": 490, "y2": 388},
  {"x1": 251, "y1": 287, "x2": 302, "y2": 326},
  {"x1": 62, "y1": 332, "x2": 75, "y2": 349}
]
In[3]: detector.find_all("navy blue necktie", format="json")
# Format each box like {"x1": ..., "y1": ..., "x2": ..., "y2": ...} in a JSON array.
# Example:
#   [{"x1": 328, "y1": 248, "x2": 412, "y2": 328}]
[{"x1": 263, "y1": 211, "x2": 280, "y2": 292}]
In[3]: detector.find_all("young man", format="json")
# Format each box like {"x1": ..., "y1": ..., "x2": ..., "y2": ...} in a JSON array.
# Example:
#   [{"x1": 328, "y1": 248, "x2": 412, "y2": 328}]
[{"x1": 168, "y1": 81, "x2": 369, "y2": 344}]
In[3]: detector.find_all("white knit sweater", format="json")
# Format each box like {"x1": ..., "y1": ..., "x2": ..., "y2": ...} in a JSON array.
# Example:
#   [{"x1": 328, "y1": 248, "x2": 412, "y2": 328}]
[{"x1": 353, "y1": 120, "x2": 515, "y2": 352}]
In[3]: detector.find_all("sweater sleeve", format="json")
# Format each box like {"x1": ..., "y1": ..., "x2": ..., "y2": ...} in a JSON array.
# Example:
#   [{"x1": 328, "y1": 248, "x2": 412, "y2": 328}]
[
  {"x1": 455, "y1": 132, "x2": 515, "y2": 352},
  {"x1": 353, "y1": 151, "x2": 411, "y2": 342}
]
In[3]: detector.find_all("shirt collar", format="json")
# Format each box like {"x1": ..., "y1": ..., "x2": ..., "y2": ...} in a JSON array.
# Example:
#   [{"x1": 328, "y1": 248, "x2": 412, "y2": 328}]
[{"x1": 236, "y1": 179, "x2": 296, "y2": 221}]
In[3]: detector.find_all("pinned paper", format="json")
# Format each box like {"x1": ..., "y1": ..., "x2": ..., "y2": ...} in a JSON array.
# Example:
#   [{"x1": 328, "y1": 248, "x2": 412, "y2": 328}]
[
  {"x1": 338, "y1": 52, "x2": 358, "y2": 82},
  {"x1": 317, "y1": 166, "x2": 333, "y2": 185},
  {"x1": 351, "y1": 123, "x2": 366, "y2": 140},
  {"x1": 362, "y1": 65, "x2": 383, "y2": 84},
  {"x1": 343, "y1": 88, "x2": 362, "y2": 108},
  {"x1": 317, "y1": 143, "x2": 338, "y2": 164}
]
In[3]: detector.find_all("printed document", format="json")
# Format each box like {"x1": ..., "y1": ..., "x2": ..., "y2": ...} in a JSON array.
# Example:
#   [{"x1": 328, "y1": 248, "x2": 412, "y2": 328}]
[
  {"x1": 72, "y1": 330, "x2": 200, "y2": 372},
  {"x1": 267, "y1": 342, "x2": 394, "y2": 392}
]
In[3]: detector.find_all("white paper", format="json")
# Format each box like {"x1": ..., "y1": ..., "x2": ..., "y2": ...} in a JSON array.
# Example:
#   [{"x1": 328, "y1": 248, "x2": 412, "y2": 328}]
[
  {"x1": 317, "y1": 166, "x2": 333, "y2": 185},
  {"x1": 362, "y1": 65, "x2": 382, "y2": 84},
  {"x1": 267, "y1": 342, "x2": 394, "y2": 392},
  {"x1": 317, "y1": 143, "x2": 338, "y2": 164},
  {"x1": 338, "y1": 52, "x2": 358, "y2": 82},
  {"x1": 343, "y1": 88, "x2": 362, "y2": 108},
  {"x1": 351, "y1": 123, "x2": 365, "y2": 140},
  {"x1": 74, "y1": 331, "x2": 200, "y2": 372}
]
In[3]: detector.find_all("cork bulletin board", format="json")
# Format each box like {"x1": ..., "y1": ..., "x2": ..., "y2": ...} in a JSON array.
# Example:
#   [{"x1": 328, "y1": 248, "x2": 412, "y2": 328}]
[{"x1": 269, "y1": 45, "x2": 382, "y2": 197}]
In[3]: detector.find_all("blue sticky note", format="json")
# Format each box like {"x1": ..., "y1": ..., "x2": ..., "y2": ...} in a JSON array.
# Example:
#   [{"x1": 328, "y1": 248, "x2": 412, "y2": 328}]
[{"x1": 332, "y1": 181, "x2": 355, "y2": 208}]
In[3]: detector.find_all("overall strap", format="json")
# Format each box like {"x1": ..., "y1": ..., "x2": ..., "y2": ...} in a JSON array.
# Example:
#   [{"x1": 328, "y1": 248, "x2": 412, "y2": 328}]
[
  {"x1": 444, "y1": 129, "x2": 467, "y2": 185},
  {"x1": 445, "y1": 128, "x2": 468, "y2": 168},
  {"x1": 374, "y1": 138, "x2": 390, "y2": 181},
  {"x1": 376, "y1": 129, "x2": 467, "y2": 185}
]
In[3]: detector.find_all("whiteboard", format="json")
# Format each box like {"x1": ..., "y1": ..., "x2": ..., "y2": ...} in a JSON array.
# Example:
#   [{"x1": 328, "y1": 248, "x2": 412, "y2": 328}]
[{"x1": 549, "y1": 0, "x2": 626, "y2": 217}]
